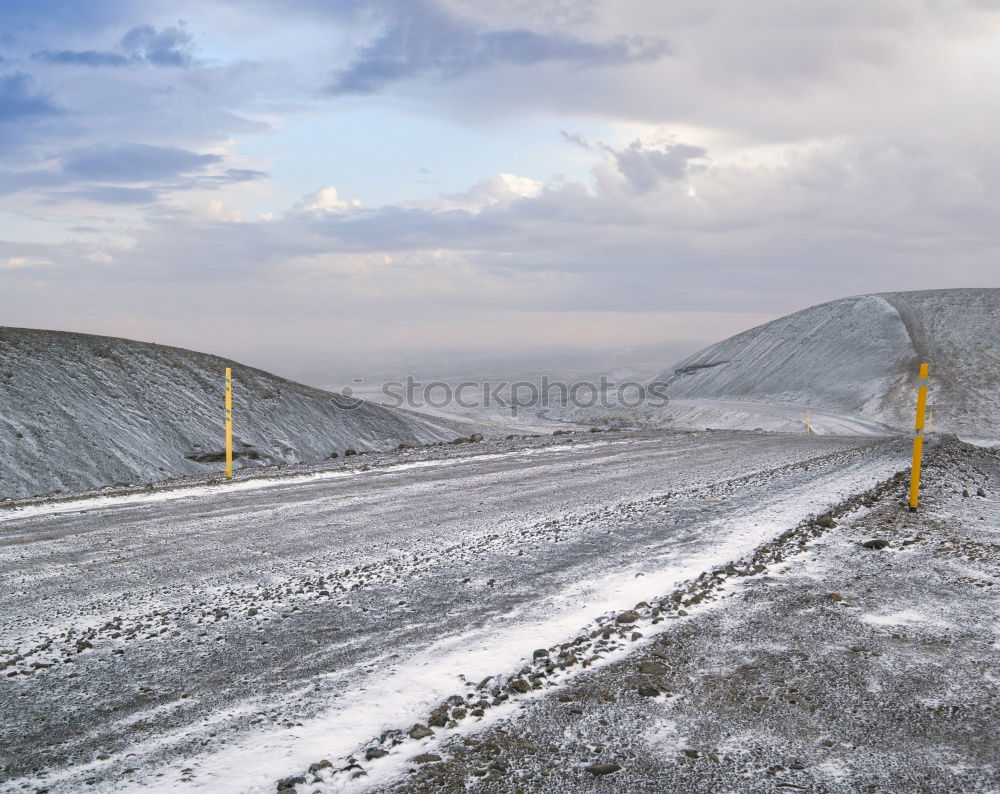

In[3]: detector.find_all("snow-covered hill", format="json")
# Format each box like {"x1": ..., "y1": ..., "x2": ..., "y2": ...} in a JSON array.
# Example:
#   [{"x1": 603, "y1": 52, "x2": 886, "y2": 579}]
[
  {"x1": 653, "y1": 289, "x2": 1000, "y2": 437},
  {"x1": 0, "y1": 328, "x2": 479, "y2": 499}
]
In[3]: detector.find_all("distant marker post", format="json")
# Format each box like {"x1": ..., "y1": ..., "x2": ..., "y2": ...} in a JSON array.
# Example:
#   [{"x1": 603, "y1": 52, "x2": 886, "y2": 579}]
[
  {"x1": 908, "y1": 363, "x2": 929, "y2": 512},
  {"x1": 225, "y1": 367, "x2": 233, "y2": 479}
]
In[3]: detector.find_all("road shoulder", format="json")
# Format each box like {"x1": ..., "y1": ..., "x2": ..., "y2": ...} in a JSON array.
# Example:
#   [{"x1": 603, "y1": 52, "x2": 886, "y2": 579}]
[{"x1": 375, "y1": 437, "x2": 999, "y2": 793}]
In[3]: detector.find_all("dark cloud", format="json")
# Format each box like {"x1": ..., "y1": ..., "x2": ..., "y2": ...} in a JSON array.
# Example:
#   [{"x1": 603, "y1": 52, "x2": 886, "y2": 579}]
[
  {"x1": 0, "y1": 168, "x2": 66, "y2": 196},
  {"x1": 0, "y1": 151, "x2": 261, "y2": 204},
  {"x1": 215, "y1": 168, "x2": 268, "y2": 183},
  {"x1": 120, "y1": 23, "x2": 193, "y2": 67},
  {"x1": 560, "y1": 130, "x2": 592, "y2": 149},
  {"x1": 31, "y1": 50, "x2": 130, "y2": 67},
  {"x1": 327, "y1": 3, "x2": 669, "y2": 94},
  {"x1": 31, "y1": 22, "x2": 194, "y2": 69},
  {"x1": 0, "y1": 72, "x2": 63, "y2": 122},
  {"x1": 61, "y1": 143, "x2": 221, "y2": 182},
  {"x1": 62, "y1": 185, "x2": 160, "y2": 204},
  {"x1": 612, "y1": 141, "x2": 707, "y2": 193}
]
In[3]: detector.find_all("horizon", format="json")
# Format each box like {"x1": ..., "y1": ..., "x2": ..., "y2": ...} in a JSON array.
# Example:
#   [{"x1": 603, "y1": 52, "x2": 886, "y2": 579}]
[{"x1": 2, "y1": 284, "x2": 995, "y2": 384}]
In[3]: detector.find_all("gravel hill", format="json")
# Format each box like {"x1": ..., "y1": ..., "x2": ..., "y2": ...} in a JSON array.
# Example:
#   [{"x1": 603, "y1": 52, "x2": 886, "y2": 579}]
[
  {"x1": 0, "y1": 328, "x2": 478, "y2": 499},
  {"x1": 653, "y1": 288, "x2": 1000, "y2": 437}
]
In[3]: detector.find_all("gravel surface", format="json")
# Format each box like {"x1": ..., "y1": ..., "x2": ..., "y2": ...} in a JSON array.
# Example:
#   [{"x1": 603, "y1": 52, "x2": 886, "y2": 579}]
[
  {"x1": 381, "y1": 437, "x2": 999, "y2": 794},
  {"x1": 0, "y1": 429, "x2": 908, "y2": 793}
]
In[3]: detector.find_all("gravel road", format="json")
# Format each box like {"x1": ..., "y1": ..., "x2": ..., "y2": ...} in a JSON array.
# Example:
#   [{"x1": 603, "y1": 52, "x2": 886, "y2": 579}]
[{"x1": 0, "y1": 430, "x2": 909, "y2": 793}]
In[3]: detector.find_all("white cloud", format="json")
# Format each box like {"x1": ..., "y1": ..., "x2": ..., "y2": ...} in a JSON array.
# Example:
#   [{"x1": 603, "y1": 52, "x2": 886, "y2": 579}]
[
  {"x1": 405, "y1": 173, "x2": 543, "y2": 212},
  {"x1": 293, "y1": 186, "x2": 362, "y2": 214},
  {"x1": 207, "y1": 199, "x2": 245, "y2": 223}
]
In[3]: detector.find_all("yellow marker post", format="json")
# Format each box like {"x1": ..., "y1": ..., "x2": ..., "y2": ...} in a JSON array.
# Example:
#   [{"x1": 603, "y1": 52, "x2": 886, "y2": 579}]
[
  {"x1": 225, "y1": 367, "x2": 233, "y2": 479},
  {"x1": 908, "y1": 363, "x2": 929, "y2": 512},
  {"x1": 804, "y1": 409, "x2": 813, "y2": 434}
]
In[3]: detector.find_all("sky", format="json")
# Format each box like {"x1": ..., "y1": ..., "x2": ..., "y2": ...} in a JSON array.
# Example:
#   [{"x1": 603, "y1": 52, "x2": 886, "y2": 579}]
[{"x1": 1, "y1": 0, "x2": 998, "y2": 377}]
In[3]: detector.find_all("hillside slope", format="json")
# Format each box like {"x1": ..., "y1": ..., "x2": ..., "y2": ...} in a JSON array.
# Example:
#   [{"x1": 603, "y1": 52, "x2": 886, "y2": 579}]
[
  {"x1": 0, "y1": 328, "x2": 477, "y2": 499},
  {"x1": 652, "y1": 288, "x2": 999, "y2": 437}
]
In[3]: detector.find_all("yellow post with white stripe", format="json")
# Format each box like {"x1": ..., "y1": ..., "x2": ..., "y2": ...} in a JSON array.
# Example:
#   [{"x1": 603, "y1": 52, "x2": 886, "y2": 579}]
[
  {"x1": 908, "y1": 363, "x2": 929, "y2": 512},
  {"x1": 225, "y1": 367, "x2": 233, "y2": 479}
]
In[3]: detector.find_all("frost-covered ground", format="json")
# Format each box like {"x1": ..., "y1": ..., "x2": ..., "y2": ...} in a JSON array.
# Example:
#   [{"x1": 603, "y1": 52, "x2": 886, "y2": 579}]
[
  {"x1": 0, "y1": 327, "x2": 482, "y2": 500},
  {"x1": 0, "y1": 429, "x2": 912, "y2": 793},
  {"x1": 651, "y1": 288, "x2": 1000, "y2": 437},
  {"x1": 385, "y1": 436, "x2": 999, "y2": 793}
]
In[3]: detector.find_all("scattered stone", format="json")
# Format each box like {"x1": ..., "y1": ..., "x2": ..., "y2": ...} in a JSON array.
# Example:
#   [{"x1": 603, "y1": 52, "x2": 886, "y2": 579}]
[
  {"x1": 817, "y1": 515, "x2": 837, "y2": 528},
  {"x1": 615, "y1": 610, "x2": 640, "y2": 624},
  {"x1": 861, "y1": 538, "x2": 890, "y2": 550},
  {"x1": 533, "y1": 648, "x2": 549, "y2": 659},
  {"x1": 413, "y1": 753, "x2": 442, "y2": 764},
  {"x1": 428, "y1": 710, "x2": 448, "y2": 728},
  {"x1": 343, "y1": 449, "x2": 357, "y2": 457},
  {"x1": 508, "y1": 679, "x2": 530, "y2": 694},
  {"x1": 276, "y1": 775, "x2": 305, "y2": 792},
  {"x1": 963, "y1": 489, "x2": 971, "y2": 497},
  {"x1": 977, "y1": 487, "x2": 987, "y2": 497},
  {"x1": 637, "y1": 686, "x2": 660, "y2": 697},
  {"x1": 584, "y1": 762, "x2": 621, "y2": 776},
  {"x1": 408, "y1": 724, "x2": 433, "y2": 740},
  {"x1": 827, "y1": 593, "x2": 844, "y2": 602},
  {"x1": 365, "y1": 748, "x2": 389, "y2": 761},
  {"x1": 308, "y1": 760, "x2": 333, "y2": 774}
]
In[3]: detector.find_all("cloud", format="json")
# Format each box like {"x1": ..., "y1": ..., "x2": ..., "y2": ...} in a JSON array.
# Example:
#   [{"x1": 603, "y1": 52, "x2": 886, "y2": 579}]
[
  {"x1": 294, "y1": 186, "x2": 362, "y2": 214},
  {"x1": 63, "y1": 185, "x2": 160, "y2": 204},
  {"x1": 0, "y1": 149, "x2": 263, "y2": 206},
  {"x1": 0, "y1": 72, "x2": 63, "y2": 122},
  {"x1": 31, "y1": 50, "x2": 130, "y2": 67},
  {"x1": 610, "y1": 140, "x2": 708, "y2": 194},
  {"x1": 211, "y1": 168, "x2": 269, "y2": 184},
  {"x1": 31, "y1": 22, "x2": 194, "y2": 69},
  {"x1": 405, "y1": 173, "x2": 543, "y2": 213},
  {"x1": 61, "y1": 143, "x2": 221, "y2": 182},
  {"x1": 559, "y1": 135, "x2": 708, "y2": 193},
  {"x1": 327, "y1": 2, "x2": 669, "y2": 94},
  {"x1": 119, "y1": 23, "x2": 193, "y2": 67}
]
